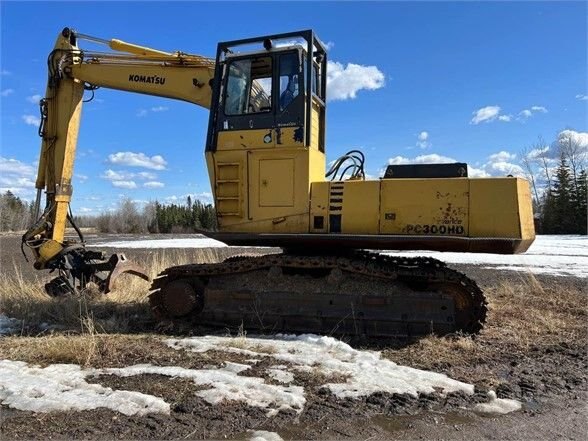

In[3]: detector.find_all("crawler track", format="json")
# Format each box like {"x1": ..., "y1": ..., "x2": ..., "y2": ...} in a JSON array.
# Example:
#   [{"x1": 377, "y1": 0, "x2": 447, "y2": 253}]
[{"x1": 149, "y1": 252, "x2": 487, "y2": 337}]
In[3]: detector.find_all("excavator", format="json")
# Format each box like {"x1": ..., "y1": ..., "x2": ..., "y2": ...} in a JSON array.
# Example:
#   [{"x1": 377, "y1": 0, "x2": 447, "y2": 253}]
[{"x1": 22, "y1": 27, "x2": 535, "y2": 337}]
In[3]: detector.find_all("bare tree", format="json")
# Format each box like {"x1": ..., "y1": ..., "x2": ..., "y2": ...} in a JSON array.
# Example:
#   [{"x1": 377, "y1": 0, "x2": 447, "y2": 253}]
[
  {"x1": 533, "y1": 136, "x2": 554, "y2": 194},
  {"x1": 558, "y1": 130, "x2": 587, "y2": 196},
  {"x1": 519, "y1": 146, "x2": 540, "y2": 205}
]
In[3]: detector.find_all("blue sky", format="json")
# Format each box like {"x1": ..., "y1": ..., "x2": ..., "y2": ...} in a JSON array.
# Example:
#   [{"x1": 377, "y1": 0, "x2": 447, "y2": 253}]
[{"x1": 1, "y1": 1, "x2": 586, "y2": 214}]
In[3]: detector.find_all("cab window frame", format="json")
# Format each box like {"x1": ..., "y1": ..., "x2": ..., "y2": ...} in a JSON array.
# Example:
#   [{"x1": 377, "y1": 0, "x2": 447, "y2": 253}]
[{"x1": 222, "y1": 55, "x2": 274, "y2": 116}]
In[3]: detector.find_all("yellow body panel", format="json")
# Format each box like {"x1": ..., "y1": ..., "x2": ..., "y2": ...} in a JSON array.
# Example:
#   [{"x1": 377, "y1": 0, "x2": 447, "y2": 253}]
[
  {"x1": 277, "y1": 126, "x2": 305, "y2": 148},
  {"x1": 380, "y1": 179, "x2": 469, "y2": 236},
  {"x1": 217, "y1": 129, "x2": 275, "y2": 150},
  {"x1": 308, "y1": 177, "x2": 534, "y2": 242},
  {"x1": 259, "y1": 159, "x2": 295, "y2": 207},
  {"x1": 469, "y1": 178, "x2": 535, "y2": 239},
  {"x1": 517, "y1": 179, "x2": 536, "y2": 240},
  {"x1": 208, "y1": 126, "x2": 326, "y2": 233},
  {"x1": 341, "y1": 181, "x2": 380, "y2": 234}
]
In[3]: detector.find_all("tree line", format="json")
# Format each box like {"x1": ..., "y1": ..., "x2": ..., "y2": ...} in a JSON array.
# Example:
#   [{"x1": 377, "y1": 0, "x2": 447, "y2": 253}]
[
  {"x1": 520, "y1": 130, "x2": 587, "y2": 234},
  {"x1": 0, "y1": 191, "x2": 33, "y2": 232},
  {"x1": 0, "y1": 194, "x2": 216, "y2": 234},
  {"x1": 81, "y1": 196, "x2": 217, "y2": 234}
]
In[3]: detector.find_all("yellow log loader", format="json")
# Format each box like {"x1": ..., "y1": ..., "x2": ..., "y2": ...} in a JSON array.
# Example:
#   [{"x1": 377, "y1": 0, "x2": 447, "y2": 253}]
[{"x1": 22, "y1": 28, "x2": 535, "y2": 337}]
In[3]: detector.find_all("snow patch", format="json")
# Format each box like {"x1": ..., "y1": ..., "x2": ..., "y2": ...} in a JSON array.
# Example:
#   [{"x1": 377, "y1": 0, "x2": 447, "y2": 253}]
[
  {"x1": 267, "y1": 368, "x2": 294, "y2": 384},
  {"x1": 90, "y1": 238, "x2": 228, "y2": 249},
  {"x1": 223, "y1": 361, "x2": 250, "y2": 373},
  {"x1": 0, "y1": 314, "x2": 21, "y2": 335},
  {"x1": 474, "y1": 391, "x2": 522, "y2": 415},
  {"x1": 0, "y1": 360, "x2": 169, "y2": 416},
  {"x1": 249, "y1": 430, "x2": 284, "y2": 441},
  {"x1": 99, "y1": 363, "x2": 305, "y2": 416},
  {"x1": 383, "y1": 235, "x2": 587, "y2": 278},
  {"x1": 167, "y1": 334, "x2": 475, "y2": 399}
]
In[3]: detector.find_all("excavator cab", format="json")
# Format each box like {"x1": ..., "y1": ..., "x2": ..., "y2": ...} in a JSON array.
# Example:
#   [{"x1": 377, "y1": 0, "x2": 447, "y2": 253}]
[
  {"x1": 207, "y1": 30, "x2": 327, "y2": 152},
  {"x1": 204, "y1": 31, "x2": 328, "y2": 233}
]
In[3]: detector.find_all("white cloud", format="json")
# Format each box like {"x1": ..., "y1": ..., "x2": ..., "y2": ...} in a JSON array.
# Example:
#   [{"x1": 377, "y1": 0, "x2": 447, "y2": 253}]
[
  {"x1": 143, "y1": 181, "x2": 165, "y2": 188},
  {"x1": 107, "y1": 152, "x2": 167, "y2": 170},
  {"x1": 488, "y1": 151, "x2": 516, "y2": 162},
  {"x1": 470, "y1": 106, "x2": 502, "y2": 124},
  {"x1": 137, "y1": 171, "x2": 157, "y2": 180},
  {"x1": 137, "y1": 106, "x2": 169, "y2": 117},
  {"x1": 558, "y1": 129, "x2": 588, "y2": 151},
  {"x1": 467, "y1": 165, "x2": 489, "y2": 177},
  {"x1": 26, "y1": 94, "x2": 42, "y2": 104},
  {"x1": 472, "y1": 105, "x2": 547, "y2": 124},
  {"x1": 101, "y1": 169, "x2": 134, "y2": 181},
  {"x1": 1, "y1": 89, "x2": 14, "y2": 97},
  {"x1": 576, "y1": 94, "x2": 588, "y2": 101},
  {"x1": 324, "y1": 41, "x2": 335, "y2": 50},
  {"x1": 75, "y1": 174, "x2": 89, "y2": 183},
  {"x1": 327, "y1": 61, "x2": 385, "y2": 101},
  {"x1": 101, "y1": 169, "x2": 159, "y2": 182},
  {"x1": 518, "y1": 106, "x2": 548, "y2": 121},
  {"x1": 484, "y1": 160, "x2": 524, "y2": 176},
  {"x1": 21, "y1": 114, "x2": 41, "y2": 127},
  {"x1": 527, "y1": 146, "x2": 550, "y2": 160},
  {"x1": 78, "y1": 207, "x2": 95, "y2": 213},
  {"x1": 0, "y1": 157, "x2": 36, "y2": 197},
  {"x1": 1, "y1": 70, "x2": 11, "y2": 75},
  {"x1": 111, "y1": 180, "x2": 138, "y2": 189},
  {"x1": 483, "y1": 151, "x2": 524, "y2": 177},
  {"x1": 166, "y1": 192, "x2": 213, "y2": 204},
  {"x1": 0, "y1": 157, "x2": 35, "y2": 176},
  {"x1": 416, "y1": 131, "x2": 430, "y2": 149}
]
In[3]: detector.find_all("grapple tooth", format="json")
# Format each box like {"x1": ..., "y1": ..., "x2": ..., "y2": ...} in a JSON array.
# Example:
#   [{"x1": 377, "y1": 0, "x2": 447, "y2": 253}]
[{"x1": 103, "y1": 253, "x2": 151, "y2": 294}]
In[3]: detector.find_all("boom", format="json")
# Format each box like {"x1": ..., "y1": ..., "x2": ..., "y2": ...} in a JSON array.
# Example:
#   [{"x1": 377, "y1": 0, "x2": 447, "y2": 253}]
[{"x1": 23, "y1": 28, "x2": 215, "y2": 294}]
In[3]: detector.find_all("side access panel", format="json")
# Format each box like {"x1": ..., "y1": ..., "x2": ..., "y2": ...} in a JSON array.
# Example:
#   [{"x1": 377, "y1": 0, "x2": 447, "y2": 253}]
[{"x1": 380, "y1": 179, "x2": 469, "y2": 236}]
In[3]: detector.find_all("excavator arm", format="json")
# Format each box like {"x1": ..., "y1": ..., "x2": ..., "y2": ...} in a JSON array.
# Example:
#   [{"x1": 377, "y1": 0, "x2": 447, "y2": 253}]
[{"x1": 23, "y1": 27, "x2": 215, "y2": 295}]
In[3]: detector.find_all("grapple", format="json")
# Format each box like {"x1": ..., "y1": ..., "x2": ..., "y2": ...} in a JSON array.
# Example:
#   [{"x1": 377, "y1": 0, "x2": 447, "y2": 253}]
[{"x1": 42, "y1": 246, "x2": 150, "y2": 296}]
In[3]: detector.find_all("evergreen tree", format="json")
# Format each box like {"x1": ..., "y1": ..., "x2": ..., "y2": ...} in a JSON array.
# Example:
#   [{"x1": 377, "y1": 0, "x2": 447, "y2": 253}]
[
  {"x1": 0, "y1": 191, "x2": 32, "y2": 231},
  {"x1": 554, "y1": 154, "x2": 574, "y2": 233},
  {"x1": 573, "y1": 169, "x2": 587, "y2": 234}
]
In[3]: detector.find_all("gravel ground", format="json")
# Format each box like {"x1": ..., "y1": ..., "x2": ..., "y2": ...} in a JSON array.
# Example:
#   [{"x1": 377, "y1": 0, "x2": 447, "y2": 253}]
[{"x1": 1, "y1": 233, "x2": 586, "y2": 440}]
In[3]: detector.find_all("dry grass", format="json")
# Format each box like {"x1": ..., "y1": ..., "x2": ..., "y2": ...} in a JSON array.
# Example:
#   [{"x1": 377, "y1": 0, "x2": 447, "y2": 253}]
[
  {"x1": 387, "y1": 273, "x2": 588, "y2": 383},
  {"x1": 0, "y1": 334, "x2": 168, "y2": 367},
  {"x1": 0, "y1": 249, "x2": 223, "y2": 334},
  {"x1": 218, "y1": 324, "x2": 278, "y2": 354}
]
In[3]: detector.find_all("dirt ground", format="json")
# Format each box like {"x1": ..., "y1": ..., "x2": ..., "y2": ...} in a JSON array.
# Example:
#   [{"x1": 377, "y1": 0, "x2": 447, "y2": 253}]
[{"x1": 0, "y1": 233, "x2": 587, "y2": 440}]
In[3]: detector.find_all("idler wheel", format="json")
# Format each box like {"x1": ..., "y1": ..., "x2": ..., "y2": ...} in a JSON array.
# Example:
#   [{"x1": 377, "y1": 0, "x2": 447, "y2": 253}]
[{"x1": 161, "y1": 279, "x2": 203, "y2": 318}]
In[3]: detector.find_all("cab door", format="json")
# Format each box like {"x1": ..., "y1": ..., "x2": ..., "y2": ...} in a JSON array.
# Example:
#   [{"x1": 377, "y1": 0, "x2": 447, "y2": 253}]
[
  {"x1": 275, "y1": 51, "x2": 305, "y2": 148},
  {"x1": 215, "y1": 55, "x2": 276, "y2": 150}
]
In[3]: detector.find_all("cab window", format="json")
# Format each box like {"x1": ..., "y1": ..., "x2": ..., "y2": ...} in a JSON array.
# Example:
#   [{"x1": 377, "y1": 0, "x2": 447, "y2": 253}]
[
  {"x1": 279, "y1": 52, "x2": 300, "y2": 111},
  {"x1": 225, "y1": 57, "x2": 273, "y2": 115}
]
